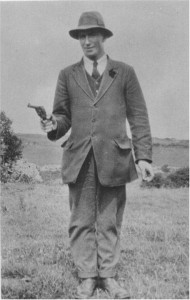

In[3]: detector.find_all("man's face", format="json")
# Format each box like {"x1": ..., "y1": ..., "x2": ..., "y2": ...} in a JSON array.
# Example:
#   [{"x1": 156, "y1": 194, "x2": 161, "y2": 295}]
[{"x1": 79, "y1": 29, "x2": 105, "y2": 60}]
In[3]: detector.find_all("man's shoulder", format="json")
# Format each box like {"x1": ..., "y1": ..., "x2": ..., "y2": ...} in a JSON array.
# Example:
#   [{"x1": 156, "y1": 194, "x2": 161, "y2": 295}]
[
  {"x1": 109, "y1": 58, "x2": 133, "y2": 71},
  {"x1": 58, "y1": 58, "x2": 135, "y2": 77},
  {"x1": 58, "y1": 61, "x2": 81, "y2": 76}
]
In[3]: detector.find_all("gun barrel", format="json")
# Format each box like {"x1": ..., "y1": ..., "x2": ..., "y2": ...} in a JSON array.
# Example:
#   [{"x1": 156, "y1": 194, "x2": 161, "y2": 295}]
[{"x1": 28, "y1": 103, "x2": 38, "y2": 109}]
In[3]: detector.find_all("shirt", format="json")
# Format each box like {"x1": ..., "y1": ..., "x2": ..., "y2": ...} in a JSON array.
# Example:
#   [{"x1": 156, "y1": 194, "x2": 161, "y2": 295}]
[{"x1": 83, "y1": 54, "x2": 107, "y2": 76}]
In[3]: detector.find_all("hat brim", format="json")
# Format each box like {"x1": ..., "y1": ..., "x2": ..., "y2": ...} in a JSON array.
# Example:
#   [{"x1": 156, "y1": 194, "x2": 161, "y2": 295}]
[{"x1": 69, "y1": 25, "x2": 113, "y2": 40}]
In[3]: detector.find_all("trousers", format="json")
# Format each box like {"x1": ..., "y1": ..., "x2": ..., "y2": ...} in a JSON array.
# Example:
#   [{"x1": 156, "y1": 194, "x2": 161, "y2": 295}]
[{"x1": 68, "y1": 149, "x2": 126, "y2": 278}]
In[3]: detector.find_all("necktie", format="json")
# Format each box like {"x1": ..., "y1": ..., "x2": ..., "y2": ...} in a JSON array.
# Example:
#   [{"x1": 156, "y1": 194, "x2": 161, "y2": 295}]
[{"x1": 92, "y1": 60, "x2": 100, "y2": 80}]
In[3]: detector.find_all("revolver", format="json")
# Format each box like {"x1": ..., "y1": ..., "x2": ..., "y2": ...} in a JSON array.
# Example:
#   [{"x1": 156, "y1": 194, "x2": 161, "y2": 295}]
[{"x1": 27, "y1": 103, "x2": 51, "y2": 120}]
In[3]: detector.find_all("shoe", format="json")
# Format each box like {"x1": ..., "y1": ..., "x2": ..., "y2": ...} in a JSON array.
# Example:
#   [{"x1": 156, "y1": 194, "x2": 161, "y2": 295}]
[
  {"x1": 100, "y1": 277, "x2": 130, "y2": 299},
  {"x1": 76, "y1": 278, "x2": 97, "y2": 299}
]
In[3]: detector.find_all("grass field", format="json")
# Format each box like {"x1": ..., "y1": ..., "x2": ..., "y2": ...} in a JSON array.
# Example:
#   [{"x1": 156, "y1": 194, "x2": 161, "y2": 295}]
[{"x1": 1, "y1": 177, "x2": 189, "y2": 299}]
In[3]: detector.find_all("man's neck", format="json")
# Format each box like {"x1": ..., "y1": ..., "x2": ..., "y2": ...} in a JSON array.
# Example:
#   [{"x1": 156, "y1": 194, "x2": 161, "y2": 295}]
[{"x1": 84, "y1": 53, "x2": 107, "y2": 64}]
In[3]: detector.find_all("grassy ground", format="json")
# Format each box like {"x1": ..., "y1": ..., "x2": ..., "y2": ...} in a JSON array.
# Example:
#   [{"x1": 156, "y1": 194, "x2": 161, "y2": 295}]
[{"x1": 1, "y1": 178, "x2": 189, "y2": 299}]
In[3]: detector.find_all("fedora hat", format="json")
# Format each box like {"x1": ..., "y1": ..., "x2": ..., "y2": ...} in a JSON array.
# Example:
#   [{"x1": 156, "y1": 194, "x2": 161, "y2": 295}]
[{"x1": 69, "y1": 11, "x2": 113, "y2": 40}]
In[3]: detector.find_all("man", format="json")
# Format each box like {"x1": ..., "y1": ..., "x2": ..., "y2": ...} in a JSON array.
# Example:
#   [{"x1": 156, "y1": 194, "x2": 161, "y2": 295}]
[{"x1": 41, "y1": 11, "x2": 154, "y2": 299}]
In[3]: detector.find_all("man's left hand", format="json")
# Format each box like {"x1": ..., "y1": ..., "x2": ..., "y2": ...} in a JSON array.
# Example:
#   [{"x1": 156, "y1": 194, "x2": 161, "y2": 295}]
[{"x1": 137, "y1": 160, "x2": 154, "y2": 182}]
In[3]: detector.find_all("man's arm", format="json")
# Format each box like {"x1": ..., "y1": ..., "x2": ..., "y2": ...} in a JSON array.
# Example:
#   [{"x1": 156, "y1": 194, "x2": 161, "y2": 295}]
[
  {"x1": 41, "y1": 70, "x2": 71, "y2": 140},
  {"x1": 125, "y1": 66, "x2": 154, "y2": 181}
]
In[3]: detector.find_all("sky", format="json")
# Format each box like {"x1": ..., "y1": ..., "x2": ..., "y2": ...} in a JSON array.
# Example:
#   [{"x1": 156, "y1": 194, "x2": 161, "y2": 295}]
[{"x1": 1, "y1": 0, "x2": 189, "y2": 139}]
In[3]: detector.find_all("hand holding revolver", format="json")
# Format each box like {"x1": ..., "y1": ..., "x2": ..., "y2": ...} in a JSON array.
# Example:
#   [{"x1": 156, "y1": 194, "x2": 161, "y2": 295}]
[
  {"x1": 28, "y1": 103, "x2": 57, "y2": 133},
  {"x1": 40, "y1": 115, "x2": 57, "y2": 133}
]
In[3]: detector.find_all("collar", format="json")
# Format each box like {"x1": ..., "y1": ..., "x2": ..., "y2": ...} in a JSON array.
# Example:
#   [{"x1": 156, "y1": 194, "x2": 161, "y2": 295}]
[{"x1": 83, "y1": 54, "x2": 108, "y2": 76}]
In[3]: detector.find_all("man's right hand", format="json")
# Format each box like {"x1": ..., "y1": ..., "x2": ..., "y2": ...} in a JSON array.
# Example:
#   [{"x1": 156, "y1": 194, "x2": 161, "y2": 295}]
[{"x1": 40, "y1": 114, "x2": 57, "y2": 133}]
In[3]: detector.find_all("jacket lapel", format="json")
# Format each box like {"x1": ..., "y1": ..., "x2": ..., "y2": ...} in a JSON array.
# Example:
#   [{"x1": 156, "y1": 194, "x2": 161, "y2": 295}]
[
  {"x1": 71, "y1": 59, "x2": 94, "y2": 101},
  {"x1": 71, "y1": 58, "x2": 119, "y2": 103},
  {"x1": 94, "y1": 58, "x2": 119, "y2": 104}
]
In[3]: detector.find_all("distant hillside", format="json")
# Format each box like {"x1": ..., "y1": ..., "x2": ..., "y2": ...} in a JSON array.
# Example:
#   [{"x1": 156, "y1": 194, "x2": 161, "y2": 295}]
[
  {"x1": 18, "y1": 133, "x2": 66, "y2": 147},
  {"x1": 17, "y1": 133, "x2": 189, "y2": 167},
  {"x1": 152, "y1": 137, "x2": 189, "y2": 148},
  {"x1": 18, "y1": 133, "x2": 189, "y2": 147}
]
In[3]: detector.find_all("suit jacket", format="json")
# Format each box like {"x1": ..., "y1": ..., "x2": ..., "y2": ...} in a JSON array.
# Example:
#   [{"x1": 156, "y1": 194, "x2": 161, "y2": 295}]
[{"x1": 48, "y1": 57, "x2": 152, "y2": 186}]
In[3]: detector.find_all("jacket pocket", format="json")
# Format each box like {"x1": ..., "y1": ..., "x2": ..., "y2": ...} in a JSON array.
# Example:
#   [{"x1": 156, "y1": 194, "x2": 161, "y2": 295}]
[{"x1": 113, "y1": 138, "x2": 131, "y2": 149}]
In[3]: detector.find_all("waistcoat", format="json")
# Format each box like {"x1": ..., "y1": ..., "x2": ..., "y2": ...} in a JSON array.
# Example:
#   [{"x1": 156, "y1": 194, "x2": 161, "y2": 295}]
[{"x1": 85, "y1": 71, "x2": 103, "y2": 98}]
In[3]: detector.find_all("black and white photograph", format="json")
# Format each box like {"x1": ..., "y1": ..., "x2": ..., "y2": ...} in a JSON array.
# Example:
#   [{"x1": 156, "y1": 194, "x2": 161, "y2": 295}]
[{"x1": 1, "y1": 0, "x2": 189, "y2": 299}]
